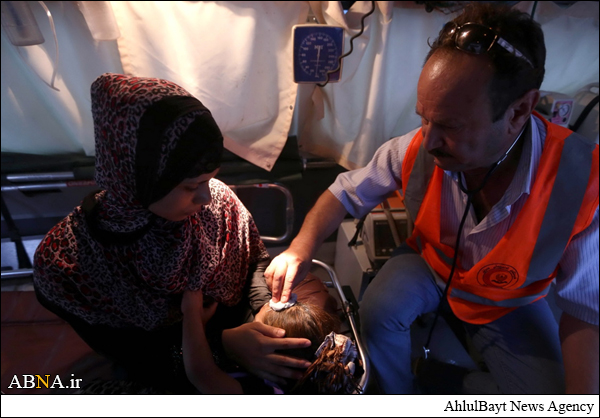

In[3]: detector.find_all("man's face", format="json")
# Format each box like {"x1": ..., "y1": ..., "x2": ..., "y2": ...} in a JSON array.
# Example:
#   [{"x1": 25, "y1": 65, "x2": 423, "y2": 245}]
[{"x1": 416, "y1": 50, "x2": 511, "y2": 174}]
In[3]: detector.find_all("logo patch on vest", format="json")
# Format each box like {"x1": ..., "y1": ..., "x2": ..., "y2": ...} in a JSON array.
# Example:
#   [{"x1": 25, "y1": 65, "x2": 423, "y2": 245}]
[{"x1": 477, "y1": 264, "x2": 519, "y2": 288}]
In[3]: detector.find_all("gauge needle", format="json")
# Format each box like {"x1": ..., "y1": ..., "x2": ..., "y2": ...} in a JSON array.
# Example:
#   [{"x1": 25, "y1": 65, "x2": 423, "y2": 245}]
[{"x1": 315, "y1": 45, "x2": 322, "y2": 76}]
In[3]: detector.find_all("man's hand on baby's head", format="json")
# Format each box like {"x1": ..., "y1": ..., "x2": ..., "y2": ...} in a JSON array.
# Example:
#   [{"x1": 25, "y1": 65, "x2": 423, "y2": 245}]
[{"x1": 264, "y1": 250, "x2": 310, "y2": 303}]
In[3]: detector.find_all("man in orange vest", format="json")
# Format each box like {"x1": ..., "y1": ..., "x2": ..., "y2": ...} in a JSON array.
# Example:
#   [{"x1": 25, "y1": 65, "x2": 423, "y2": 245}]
[{"x1": 265, "y1": 3, "x2": 598, "y2": 394}]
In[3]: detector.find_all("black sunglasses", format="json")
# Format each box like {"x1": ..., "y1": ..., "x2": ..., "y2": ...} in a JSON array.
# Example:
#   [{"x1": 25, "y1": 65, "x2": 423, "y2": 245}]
[{"x1": 442, "y1": 22, "x2": 533, "y2": 67}]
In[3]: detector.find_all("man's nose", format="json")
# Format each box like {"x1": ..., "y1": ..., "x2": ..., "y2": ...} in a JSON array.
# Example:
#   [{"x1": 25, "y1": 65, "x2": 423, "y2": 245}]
[{"x1": 422, "y1": 123, "x2": 444, "y2": 152}]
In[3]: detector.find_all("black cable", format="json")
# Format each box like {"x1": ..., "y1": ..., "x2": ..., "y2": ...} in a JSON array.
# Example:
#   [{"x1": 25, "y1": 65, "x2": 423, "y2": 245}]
[
  {"x1": 348, "y1": 216, "x2": 366, "y2": 246},
  {"x1": 421, "y1": 191, "x2": 471, "y2": 357},
  {"x1": 317, "y1": 1, "x2": 376, "y2": 88},
  {"x1": 421, "y1": 143, "x2": 514, "y2": 358},
  {"x1": 0, "y1": 193, "x2": 32, "y2": 269},
  {"x1": 570, "y1": 95, "x2": 599, "y2": 133},
  {"x1": 530, "y1": 1, "x2": 538, "y2": 20},
  {"x1": 420, "y1": 122, "x2": 528, "y2": 360}
]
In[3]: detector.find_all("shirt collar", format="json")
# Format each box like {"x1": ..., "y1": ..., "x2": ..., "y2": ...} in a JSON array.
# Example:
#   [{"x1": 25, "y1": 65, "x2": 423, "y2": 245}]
[{"x1": 445, "y1": 114, "x2": 543, "y2": 207}]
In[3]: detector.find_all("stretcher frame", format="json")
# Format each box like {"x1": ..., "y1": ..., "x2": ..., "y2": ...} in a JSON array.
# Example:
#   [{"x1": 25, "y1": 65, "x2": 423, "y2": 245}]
[
  {"x1": 2, "y1": 166, "x2": 369, "y2": 393},
  {"x1": 1, "y1": 175, "x2": 295, "y2": 281},
  {"x1": 311, "y1": 259, "x2": 370, "y2": 394}
]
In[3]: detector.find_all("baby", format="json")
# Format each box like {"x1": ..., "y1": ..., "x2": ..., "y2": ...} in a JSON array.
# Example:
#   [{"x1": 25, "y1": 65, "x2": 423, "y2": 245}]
[{"x1": 261, "y1": 298, "x2": 362, "y2": 394}]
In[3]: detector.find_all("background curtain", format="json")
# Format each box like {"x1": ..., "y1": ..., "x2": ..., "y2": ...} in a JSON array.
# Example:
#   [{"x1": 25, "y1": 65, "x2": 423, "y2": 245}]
[
  {"x1": 1, "y1": 1, "x2": 598, "y2": 170},
  {"x1": 296, "y1": 1, "x2": 599, "y2": 169},
  {"x1": 111, "y1": 1, "x2": 309, "y2": 171}
]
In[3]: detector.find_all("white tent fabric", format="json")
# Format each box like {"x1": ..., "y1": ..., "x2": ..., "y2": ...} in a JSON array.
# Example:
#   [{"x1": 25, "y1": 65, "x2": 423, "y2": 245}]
[
  {"x1": 1, "y1": 1, "x2": 123, "y2": 156},
  {"x1": 515, "y1": 1, "x2": 600, "y2": 97},
  {"x1": 1, "y1": 1, "x2": 598, "y2": 171},
  {"x1": 297, "y1": 1, "x2": 600, "y2": 170},
  {"x1": 296, "y1": 1, "x2": 456, "y2": 170},
  {"x1": 111, "y1": 1, "x2": 309, "y2": 171}
]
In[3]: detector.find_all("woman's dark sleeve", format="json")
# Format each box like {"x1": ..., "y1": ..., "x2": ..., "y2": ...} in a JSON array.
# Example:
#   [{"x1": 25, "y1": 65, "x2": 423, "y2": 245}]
[
  {"x1": 203, "y1": 258, "x2": 271, "y2": 372},
  {"x1": 246, "y1": 259, "x2": 272, "y2": 314}
]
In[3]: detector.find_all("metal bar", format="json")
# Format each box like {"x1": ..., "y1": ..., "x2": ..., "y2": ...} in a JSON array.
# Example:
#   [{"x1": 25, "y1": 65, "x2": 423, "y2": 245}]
[
  {"x1": 1, "y1": 181, "x2": 293, "y2": 244},
  {"x1": 1, "y1": 268, "x2": 34, "y2": 279},
  {"x1": 229, "y1": 183, "x2": 294, "y2": 244},
  {"x1": 302, "y1": 159, "x2": 339, "y2": 170},
  {"x1": 6, "y1": 172, "x2": 75, "y2": 182},
  {"x1": 311, "y1": 259, "x2": 369, "y2": 394},
  {"x1": 1, "y1": 182, "x2": 68, "y2": 192}
]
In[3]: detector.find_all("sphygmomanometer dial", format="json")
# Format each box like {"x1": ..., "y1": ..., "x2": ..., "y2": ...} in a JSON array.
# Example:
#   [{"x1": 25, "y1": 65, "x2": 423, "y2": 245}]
[{"x1": 293, "y1": 25, "x2": 344, "y2": 83}]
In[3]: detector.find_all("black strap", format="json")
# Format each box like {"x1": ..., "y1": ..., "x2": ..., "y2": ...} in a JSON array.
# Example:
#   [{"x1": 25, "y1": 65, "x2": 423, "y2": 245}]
[
  {"x1": 1, "y1": 193, "x2": 32, "y2": 269},
  {"x1": 569, "y1": 95, "x2": 599, "y2": 133},
  {"x1": 421, "y1": 128, "x2": 518, "y2": 359},
  {"x1": 348, "y1": 216, "x2": 366, "y2": 247}
]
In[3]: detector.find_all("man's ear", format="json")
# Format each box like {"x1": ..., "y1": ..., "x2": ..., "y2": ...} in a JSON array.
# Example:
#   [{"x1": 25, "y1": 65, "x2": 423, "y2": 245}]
[{"x1": 506, "y1": 89, "x2": 540, "y2": 135}]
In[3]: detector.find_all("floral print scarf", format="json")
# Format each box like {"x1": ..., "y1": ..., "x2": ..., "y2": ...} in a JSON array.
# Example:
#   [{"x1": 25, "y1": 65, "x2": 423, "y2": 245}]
[{"x1": 33, "y1": 73, "x2": 269, "y2": 330}]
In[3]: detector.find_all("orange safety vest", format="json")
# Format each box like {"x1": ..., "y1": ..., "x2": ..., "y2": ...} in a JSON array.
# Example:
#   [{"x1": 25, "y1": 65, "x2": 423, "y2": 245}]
[{"x1": 402, "y1": 114, "x2": 599, "y2": 324}]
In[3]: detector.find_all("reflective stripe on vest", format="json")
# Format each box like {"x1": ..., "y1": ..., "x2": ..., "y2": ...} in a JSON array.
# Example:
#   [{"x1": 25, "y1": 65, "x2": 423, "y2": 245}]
[
  {"x1": 402, "y1": 119, "x2": 599, "y2": 324},
  {"x1": 415, "y1": 234, "x2": 453, "y2": 266},
  {"x1": 526, "y1": 133, "x2": 595, "y2": 285},
  {"x1": 403, "y1": 138, "x2": 436, "y2": 223},
  {"x1": 451, "y1": 283, "x2": 550, "y2": 308}
]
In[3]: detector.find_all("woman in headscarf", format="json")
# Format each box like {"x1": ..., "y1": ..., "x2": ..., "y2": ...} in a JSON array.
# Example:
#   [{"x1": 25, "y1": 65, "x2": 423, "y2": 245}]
[{"x1": 32, "y1": 73, "x2": 317, "y2": 393}]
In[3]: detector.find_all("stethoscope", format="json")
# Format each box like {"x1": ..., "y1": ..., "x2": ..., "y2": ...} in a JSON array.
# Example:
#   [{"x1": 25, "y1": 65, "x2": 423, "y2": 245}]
[{"x1": 420, "y1": 122, "x2": 528, "y2": 361}]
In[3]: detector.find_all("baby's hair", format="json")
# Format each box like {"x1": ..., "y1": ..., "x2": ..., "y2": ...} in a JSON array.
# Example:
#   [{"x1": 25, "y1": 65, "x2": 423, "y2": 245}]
[
  {"x1": 262, "y1": 302, "x2": 340, "y2": 360},
  {"x1": 262, "y1": 302, "x2": 361, "y2": 394},
  {"x1": 294, "y1": 333, "x2": 362, "y2": 395}
]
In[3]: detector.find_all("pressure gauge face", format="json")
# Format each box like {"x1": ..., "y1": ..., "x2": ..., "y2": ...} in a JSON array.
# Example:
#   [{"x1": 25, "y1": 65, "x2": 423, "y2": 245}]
[
  {"x1": 550, "y1": 99, "x2": 574, "y2": 126},
  {"x1": 293, "y1": 25, "x2": 344, "y2": 83}
]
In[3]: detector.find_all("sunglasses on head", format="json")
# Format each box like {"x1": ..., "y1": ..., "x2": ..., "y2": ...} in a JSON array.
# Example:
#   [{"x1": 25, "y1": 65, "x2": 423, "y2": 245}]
[{"x1": 442, "y1": 21, "x2": 533, "y2": 67}]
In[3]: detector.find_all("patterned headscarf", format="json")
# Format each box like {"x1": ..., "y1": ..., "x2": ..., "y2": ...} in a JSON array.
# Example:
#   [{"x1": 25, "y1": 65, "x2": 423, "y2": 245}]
[{"x1": 33, "y1": 73, "x2": 269, "y2": 330}]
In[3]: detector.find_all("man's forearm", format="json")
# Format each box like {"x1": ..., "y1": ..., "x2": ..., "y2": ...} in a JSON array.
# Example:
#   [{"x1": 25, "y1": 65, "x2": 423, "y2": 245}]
[
  {"x1": 559, "y1": 312, "x2": 599, "y2": 394},
  {"x1": 265, "y1": 189, "x2": 349, "y2": 302},
  {"x1": 288, "y1": 189, "x2": 348, "y2": 259}
]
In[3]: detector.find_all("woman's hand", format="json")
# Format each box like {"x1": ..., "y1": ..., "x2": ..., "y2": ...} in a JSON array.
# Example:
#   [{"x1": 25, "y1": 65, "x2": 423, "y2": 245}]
[
  {"x1": 181, "y1": 289, "x2": 218, "y2": 327},
  {"x1": 222, "y1": 322, "x2": 312, "y2": 387},
  {"x1": 181, "y1": 289, "x2": 242, "y2": 394}
]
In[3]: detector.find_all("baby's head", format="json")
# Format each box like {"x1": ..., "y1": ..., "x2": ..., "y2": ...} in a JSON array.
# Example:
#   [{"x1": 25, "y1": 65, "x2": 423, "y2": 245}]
[
  {"x1": 262, "y1": 301, "x2": 361, "y2": 394},
  {"x1": 262, "y1": 302, "x2": 340, "y2": 361}
]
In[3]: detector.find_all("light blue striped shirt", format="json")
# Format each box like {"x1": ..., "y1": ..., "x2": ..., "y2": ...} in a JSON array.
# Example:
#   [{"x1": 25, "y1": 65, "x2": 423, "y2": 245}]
[{"x1": 330, "y1": 115, "x2": 599, "y2": 325}]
